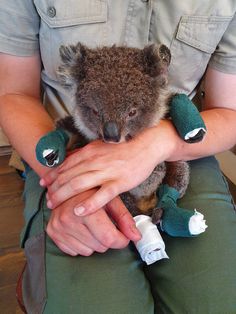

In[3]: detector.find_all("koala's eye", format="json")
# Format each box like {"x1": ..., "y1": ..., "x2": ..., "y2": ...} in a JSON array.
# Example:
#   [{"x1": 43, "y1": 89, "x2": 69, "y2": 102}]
[
  {"x1": 92, "y1": 108, "x2": 99, "y2": 116},
  {"x1": 128, "y1": 108, "x2": 137, "y2": 118}
]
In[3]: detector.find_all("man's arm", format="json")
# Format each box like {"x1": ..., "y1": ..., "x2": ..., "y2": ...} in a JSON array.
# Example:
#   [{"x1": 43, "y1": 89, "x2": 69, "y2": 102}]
[
  {"x1": 42, "y1": 67, "x2": 236, "y2": 214},
  {"x1": 171, "y1": 67, "x2": 236, "y2": 161},
  {"x1": 0, "y1": 53, "x2": 54, "y2": 177},
  {"x1": 0, "y1": 53, "x2": 141, "y2": 254}
]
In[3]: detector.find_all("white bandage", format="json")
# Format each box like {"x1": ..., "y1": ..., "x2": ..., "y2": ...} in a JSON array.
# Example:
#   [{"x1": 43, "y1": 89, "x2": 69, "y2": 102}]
[
  {"x1": 184, "y1": 127, "x2": 206, "y2": 140},
  {"x1": 133, "y1": 215, "x2": 169, "y2": 265},
  {"x1": 189, "y1": 209, "x2": 208, "y2": 235}
]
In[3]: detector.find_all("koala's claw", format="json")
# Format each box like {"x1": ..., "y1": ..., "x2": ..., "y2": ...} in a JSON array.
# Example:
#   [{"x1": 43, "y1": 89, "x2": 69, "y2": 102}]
[{"x1": 43, "y1": 149, "x2": 60, "y2": 167}]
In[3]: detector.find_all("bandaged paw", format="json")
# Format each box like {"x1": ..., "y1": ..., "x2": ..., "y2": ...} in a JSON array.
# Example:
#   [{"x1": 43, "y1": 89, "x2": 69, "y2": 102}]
[
  {"x1": 133, "y1": 215, "x2": 169, "y2": 265},
  {"x1": 36, "y1": 129, "x2": 69, "y2": 167},
  {"x1": 189, "y1": 209, "x2": 208, "y2": 235}
]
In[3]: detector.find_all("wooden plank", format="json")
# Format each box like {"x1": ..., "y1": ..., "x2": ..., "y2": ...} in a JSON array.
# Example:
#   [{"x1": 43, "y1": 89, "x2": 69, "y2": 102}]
[
  {"x1": 0, "y1": 173, "x2": 24, "y2": 195},
  {"x1": 0, "y1": 156, "x2": 25, "y2": 313},
  {"x1": 0, "y1": 155, "x2": 14, "y2": 174},
  {"x1": 0, "y1": 285, "x2": 24, "y2": 314},
  {"x1": 0, "y1": 194, "x2": 24, "y2": 208},
  {"x1": 0, "y1": 234, "x2": 22, "y2": 252},
  {"x1": 0, "y1": 204, "x2": 24, "y2": 229},
  {"x1": 0, "y1": 251, "x2": 25, "y2": 286}
]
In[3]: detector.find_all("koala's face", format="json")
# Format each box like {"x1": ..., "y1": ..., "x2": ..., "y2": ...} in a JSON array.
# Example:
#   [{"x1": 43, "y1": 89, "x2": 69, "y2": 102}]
[{"x1": 58, "y1": 44, "x2": 171, "y2": 142}]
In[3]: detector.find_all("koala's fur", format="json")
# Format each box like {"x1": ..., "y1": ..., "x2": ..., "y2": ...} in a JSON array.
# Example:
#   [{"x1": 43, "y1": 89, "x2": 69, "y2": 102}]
[{"x1": 57, "y1": 43, "x2": 189, "y2": 220}]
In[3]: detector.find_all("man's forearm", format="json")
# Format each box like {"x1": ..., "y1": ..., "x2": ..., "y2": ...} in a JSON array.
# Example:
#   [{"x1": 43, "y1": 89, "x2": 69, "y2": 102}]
[
  {"x1": 179, "y1": 108, "x2": 236, "y2": 160},
  {"x1": 0, "y1": 94, "x2": 54, "y2": 177},
  {"x1": 143, "y1": 107, "x2": 236, "y2": 164}
]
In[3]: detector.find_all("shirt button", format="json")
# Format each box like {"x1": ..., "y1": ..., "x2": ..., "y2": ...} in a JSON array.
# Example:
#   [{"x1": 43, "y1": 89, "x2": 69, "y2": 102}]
[{"x1": 47, "y1": 6, "x2": 56, "y2": 18}]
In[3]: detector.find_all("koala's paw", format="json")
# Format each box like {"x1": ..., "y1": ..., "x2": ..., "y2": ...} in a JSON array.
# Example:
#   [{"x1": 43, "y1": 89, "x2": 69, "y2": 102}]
[{"x1": 36, "y1": 129, "x2": 69, "y2": 168}]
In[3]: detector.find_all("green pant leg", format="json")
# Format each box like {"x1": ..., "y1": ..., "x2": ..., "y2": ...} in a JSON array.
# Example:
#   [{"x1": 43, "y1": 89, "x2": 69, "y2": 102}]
[
  {"x1": 145, "y1": 156, "x2": 236, "y2": 314},
  {"x1": 21, "y1": 169, "x2": 154, "y2": 314},
  {"x1": 41, "y1": 193, "x2": 154, "y2": 314}
]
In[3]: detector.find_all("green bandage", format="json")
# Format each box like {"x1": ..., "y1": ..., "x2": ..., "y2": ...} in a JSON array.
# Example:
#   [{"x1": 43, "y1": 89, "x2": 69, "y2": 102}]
[
  {"x1": 170, "y1": 94, "x2": 207, "y2": 143},
  {"x1": 157, "y1": 184, "x2": 207, "y2": 237},
  {"x1": 36, "y1": 129, "x2": 69, "y2": 167},
  {"x1": 157, "y1": 184, "x2": 196, "y2": 237}
]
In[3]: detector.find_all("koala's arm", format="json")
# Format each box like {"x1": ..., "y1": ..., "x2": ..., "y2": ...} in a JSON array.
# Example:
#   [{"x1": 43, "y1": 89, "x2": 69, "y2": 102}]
[
  {"x1": 56, "y1": 115, "x2": 89, "y2": 149},
  {"x1": 0, "y1": 53, "x2": 54, "y2": 177},
  {"x1": 164, "y1": 68, "x2": 236, "y2": 162}
]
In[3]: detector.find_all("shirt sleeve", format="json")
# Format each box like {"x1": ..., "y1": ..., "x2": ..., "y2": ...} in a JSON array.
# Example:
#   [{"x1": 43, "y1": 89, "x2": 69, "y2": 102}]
[
  {"x1": 209, "y1": 13, "x2": 236, "y2": 74},
  {"x1": 0, "y1": 0, "x2": 40, "y2": 56}
]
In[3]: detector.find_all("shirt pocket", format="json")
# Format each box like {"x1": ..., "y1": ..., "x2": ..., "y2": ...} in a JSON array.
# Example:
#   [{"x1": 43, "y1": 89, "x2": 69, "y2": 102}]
[
  {"x1": 169, "y1": 15, "x2": 233, "y2": 94},
  {"x1": 33, "y1": 0, "x2": 108, "y2": 79}
]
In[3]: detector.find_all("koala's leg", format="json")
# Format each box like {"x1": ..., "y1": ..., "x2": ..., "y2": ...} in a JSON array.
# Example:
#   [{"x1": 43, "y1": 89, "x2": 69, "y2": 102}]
[
  {"x1": 120, "y1": 192, "x2": 144, "y2": 217},
  {"x1": 56, "y1": 116, "x2": 89, "y2": 149},
  {"x1": 151, "y1": 161, "x2": 189, "y2": 224},
  {"x1": 56, "y1": 115, "x2": 79, "y2": 134},
  {"x1": 124, "y1": 163, "x2": 166, "y2": 217},
  {"x1": 163, "y1": 161, "x2": 190, "y2": 197}
]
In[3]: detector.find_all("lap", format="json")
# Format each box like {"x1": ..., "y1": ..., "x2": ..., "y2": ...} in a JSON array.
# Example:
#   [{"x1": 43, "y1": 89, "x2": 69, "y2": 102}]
[
  {"x1": 21, "y1": 156, "x2": 236, "y2": 314},
  {"x1": 145, "y1": 157, "x2": 236, "y2": 314}
]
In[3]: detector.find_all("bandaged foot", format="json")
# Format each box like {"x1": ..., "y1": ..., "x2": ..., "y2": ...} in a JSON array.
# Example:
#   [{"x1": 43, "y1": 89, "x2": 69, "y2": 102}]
[
  {"x1": 156, "y1": 184, "x2": 208, "y2": 237},
  {"x1": 133, "y1": 215, "x2": 169, "y2": 265}
]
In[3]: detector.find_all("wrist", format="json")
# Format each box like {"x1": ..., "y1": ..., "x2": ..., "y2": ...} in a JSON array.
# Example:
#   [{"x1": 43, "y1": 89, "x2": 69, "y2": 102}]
[
  {"x1": 156, "y1": 119, "x2": 180, "y2": 161},
  {"x1": 136, "y1": 120, "x2": 183, "y2": 163}
]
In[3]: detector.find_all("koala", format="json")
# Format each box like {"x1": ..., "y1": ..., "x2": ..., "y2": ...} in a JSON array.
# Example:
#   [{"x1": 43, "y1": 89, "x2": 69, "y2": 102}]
[{"x1": 57, "y1": 43, "x2": 189, "y2": 222}]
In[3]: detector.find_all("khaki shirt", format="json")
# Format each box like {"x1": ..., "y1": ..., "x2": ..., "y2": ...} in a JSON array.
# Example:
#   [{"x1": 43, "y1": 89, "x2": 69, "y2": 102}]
[{"x1": 0, "y1": 0, "x2": 236, "y2": 117}]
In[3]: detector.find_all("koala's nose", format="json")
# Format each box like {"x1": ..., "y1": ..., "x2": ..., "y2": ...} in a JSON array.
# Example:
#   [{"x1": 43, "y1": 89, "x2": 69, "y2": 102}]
[{"x1": 103, "y1": 121, "x2": 121, "y2": 143}]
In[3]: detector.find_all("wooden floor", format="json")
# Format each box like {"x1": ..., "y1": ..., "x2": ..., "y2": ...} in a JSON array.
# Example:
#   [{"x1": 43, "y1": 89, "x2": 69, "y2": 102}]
[{"x1": 0, "y1": 155, "x2": 25, "y2": 314}]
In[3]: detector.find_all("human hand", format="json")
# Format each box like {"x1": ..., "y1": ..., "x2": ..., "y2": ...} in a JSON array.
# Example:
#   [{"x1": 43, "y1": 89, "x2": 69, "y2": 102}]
[
  {"x1": 41, "y1": 123, "x2": 177, "y2": 216},
  {"x1": 46, "y1": 189, "x2": 141, "y2": 256}
]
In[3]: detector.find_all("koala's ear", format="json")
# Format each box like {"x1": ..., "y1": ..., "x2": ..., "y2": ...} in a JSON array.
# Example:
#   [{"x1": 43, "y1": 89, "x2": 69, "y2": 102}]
[
  {"x1": 57, "y1": 42, "x2": 87, "y2": 89},
  {"x1": 142, "y1": 44, "x2": 171, "y2": 79}
]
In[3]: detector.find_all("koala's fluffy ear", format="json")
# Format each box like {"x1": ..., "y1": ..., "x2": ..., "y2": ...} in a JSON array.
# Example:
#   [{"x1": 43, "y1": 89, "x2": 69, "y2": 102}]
[
  {"x1": 57, "y1": 42, "x2": 87, "y2": 89},
  {"x1": 142, "y1": 44, "x2": 171, "y2": 79}
]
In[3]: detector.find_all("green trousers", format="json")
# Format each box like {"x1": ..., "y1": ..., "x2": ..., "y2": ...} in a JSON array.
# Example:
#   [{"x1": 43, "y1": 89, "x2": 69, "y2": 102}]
[{"x1": 21, "y1": 157, "x2": 236, "y2": 314}]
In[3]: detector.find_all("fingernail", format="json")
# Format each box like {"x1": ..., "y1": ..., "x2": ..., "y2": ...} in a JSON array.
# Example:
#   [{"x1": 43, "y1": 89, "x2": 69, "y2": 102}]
[
  {"x1": 74, "y1": 206, "x2": 86, "y2": 216},
  {"x1": 47, "y1": 200, "x2": 53, "y2": 209},
  {"x1": 40, "y1": 178, "x2": 46, "y2": 186}
]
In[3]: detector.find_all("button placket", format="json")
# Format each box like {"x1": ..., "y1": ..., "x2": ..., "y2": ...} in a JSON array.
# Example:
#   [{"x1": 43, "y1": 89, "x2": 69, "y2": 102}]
[{"x1": 124, "y1": 0, "x2": 152, "y2": 47}]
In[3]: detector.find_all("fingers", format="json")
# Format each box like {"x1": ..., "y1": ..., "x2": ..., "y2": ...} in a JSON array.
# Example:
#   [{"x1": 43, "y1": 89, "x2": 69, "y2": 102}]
[
  {"x1": 40, "y1": 140, "x2": 120, "y2": 189},
  {"x1": 40, "y1": 167, "x2": 59, "y2": 187},
  {"x1": 73, "y1": 183, "x2": 120, "y2": 216},
  {"x1": 46, "y1": 162, "x2": 94, "y2": 194},
  {"x1": 52, "y1": 237, "x2": 94, "y2": 257},
  {"x1": 47, "y1": 207, "x2": 108, "y2": 255},
  {"x1": 46, "y1": 171, "x2": 111, "y2": 209},
  {"x1": 47, "y1": 195, "x2": 131, "y2": 256},
  {"x1": 58, "y1": 141, "x2": 102, "y2": 172},
  {"x1": 85, "y1": 209, "x2": 130, "y2": 249},
  {"x1": 41, "y1": 158, "x2": 96, "y2": 189},
  {"x1": 44, "y1": 141, "x2": 101, "y2": 184},
  {"x1": 106, "y1": 197, "x2": 142, "y2": 242}
]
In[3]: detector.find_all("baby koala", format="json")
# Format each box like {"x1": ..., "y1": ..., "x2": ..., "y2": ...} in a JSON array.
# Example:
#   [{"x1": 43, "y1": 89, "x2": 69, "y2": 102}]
[{"x1": 57, "y1": 43, "x2": 189, "y2": 221}]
